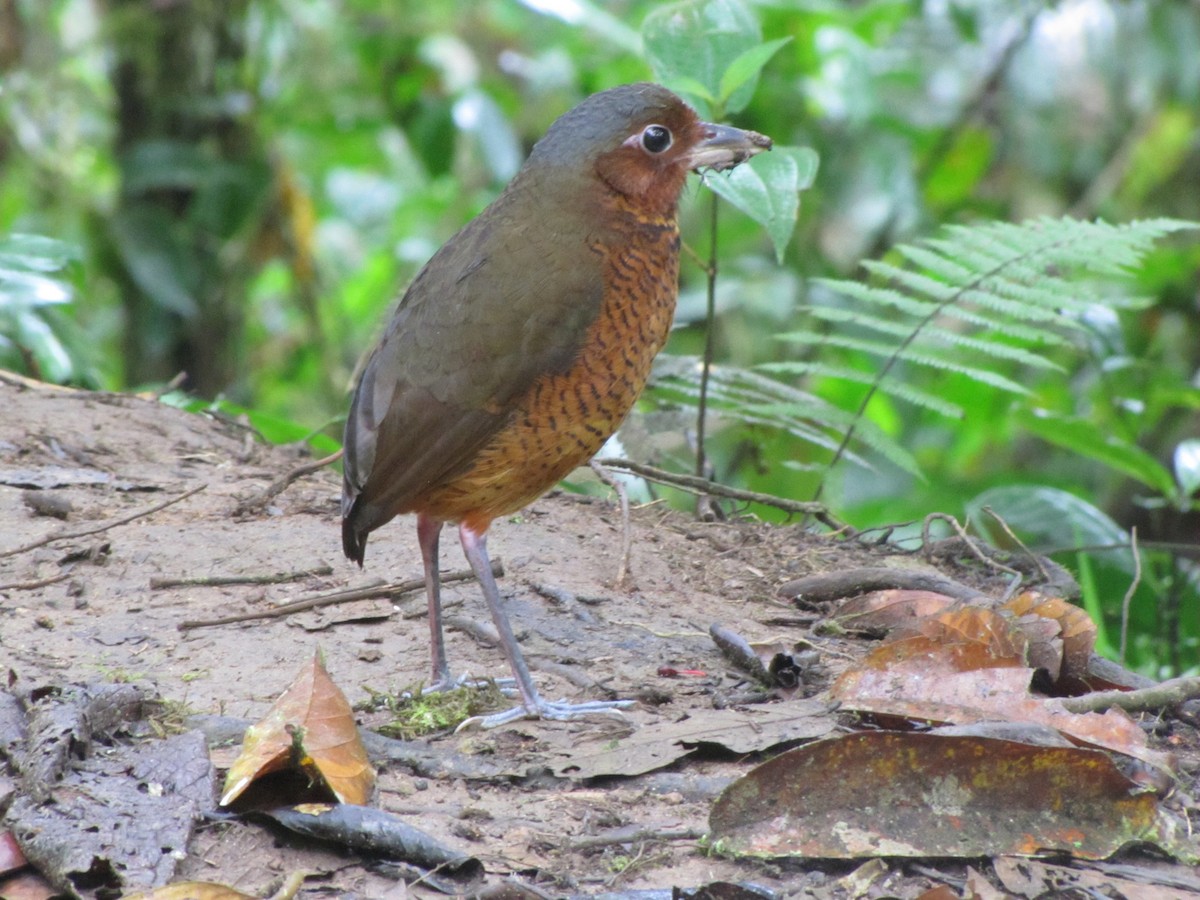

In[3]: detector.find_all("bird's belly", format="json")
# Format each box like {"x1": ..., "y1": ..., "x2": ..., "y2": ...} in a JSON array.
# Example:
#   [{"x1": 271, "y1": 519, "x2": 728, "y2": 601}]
[{"x1": 418, "y1": 240, "x2": 679, "y2": 530}]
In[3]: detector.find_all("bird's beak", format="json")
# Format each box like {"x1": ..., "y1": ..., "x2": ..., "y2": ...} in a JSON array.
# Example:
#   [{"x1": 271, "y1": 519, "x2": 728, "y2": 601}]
[{"x1": 686, "y1": 122, "x2": 772, "y2": 173}]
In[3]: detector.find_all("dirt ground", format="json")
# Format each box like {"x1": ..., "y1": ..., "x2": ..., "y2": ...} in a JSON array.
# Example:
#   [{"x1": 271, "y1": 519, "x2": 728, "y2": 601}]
[{"x1": 1, "y1": 375, "x2": 1197, "y2": 899}]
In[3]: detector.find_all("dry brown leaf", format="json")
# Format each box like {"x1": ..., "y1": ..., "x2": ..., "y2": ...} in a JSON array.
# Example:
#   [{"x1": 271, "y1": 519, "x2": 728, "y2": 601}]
[
  {"x1": 709, "y1": 731, "x2": 1187, "y2": 861},
  {"x1": 833, "y1": 663, "x2": 1174, "y2": 774},
  {"x1": 220, "y1": 651, "x2": 375, "y2": 806},
  {"x1": 1002, "y1": 592, "x2": 1097, "y2": 686},
  {"x1": 832, "y1": 590, "x2": 957, "y2": 633},
  {"x1": 0, "y1": 871, "x2": 56, "y2": 900}
]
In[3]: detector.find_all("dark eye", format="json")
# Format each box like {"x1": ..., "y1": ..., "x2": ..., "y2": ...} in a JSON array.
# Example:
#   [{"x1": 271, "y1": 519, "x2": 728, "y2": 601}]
[{"x1": 640, "y1": 124, "x2": 673, "y2": 154}]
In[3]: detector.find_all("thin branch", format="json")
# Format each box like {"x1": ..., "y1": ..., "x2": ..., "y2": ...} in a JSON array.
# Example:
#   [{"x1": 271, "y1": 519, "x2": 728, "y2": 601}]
[
  {"x1": 150, "y1": 566, "x2": 333, "y2": 589},
  {"x1": 0, "y1": 485, "x2": 207, "y2": 559},
  {"x1": 593, "y1": 457, "x2": 833, "y2": 521},
  {"x1": 590, "y1": 459, "x2": 633, "y2": 588},
  {"x1": 695, "y1": 190, "x2": 720, "y2": 481},
  {"x1": 1060, "y1": 675, "x2": 1200, "y2": 714},
  {"x1": 235, "y1": 449, "x2": 343, "y2": 515},
  {"x1": 564, "y1": 827, "x2": 705, "y2": 851},
  {"x1": 177, "y1": 561, "x2": 501, "y2": 630},
  {"x1": 1120, "y1": 527, "x2": 1142, "y2": 665},
  {"x1": 0, "y1": 571, "x2": 71, "y2": 591},
  {"x1": 915, "y1": 7, "x2": 1041, "y2": 185}
]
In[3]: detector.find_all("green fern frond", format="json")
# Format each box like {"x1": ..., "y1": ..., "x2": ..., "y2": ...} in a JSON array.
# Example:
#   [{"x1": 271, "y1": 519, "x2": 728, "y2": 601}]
[
  {"x1": 792, "y1": 216, "x2": 1196, "y2": 487},
  {"x1": 650, "y1": 217, "x2": 1194, "y2": 500}
]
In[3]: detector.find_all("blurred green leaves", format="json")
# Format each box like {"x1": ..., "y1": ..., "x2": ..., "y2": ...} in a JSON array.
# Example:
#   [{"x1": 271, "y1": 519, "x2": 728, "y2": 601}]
[{"x1": 0, "y1": 233, "x2": 91, "y2": 384}]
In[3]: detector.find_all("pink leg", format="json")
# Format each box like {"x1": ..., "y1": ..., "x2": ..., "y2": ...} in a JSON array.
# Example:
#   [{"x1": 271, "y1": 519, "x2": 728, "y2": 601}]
[
  {"x1": 458, "y1": 522, "x2": 634, "y2": 728},
  {"x1": 416, "y1": 513, "x2": 452, "y2": 689}
]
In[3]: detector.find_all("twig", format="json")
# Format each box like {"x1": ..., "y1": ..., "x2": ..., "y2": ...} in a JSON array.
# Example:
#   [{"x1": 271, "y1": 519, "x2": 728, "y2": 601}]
[
  {"x1": 565, "y1": 827, "x2": 704, "y2": 850},
  {"x1": 150, "y1": 566, "x2": 333, "y2": 589},
  {"x1": 177, "y1": 561, "x2": 500, "y2": 630},
  {"x1": 589, "y1": 459, "x2": 633, "y2": 588},
  {"x1": 1060, "y1": 675, "x2": 1200, "y2": 714},
  {"x1": 915, "y1": 7, "x2": 1041, "y2": 185},
  {"x1": 695, "y1": 189, "x2": 720, "y2": 482},
  {"x1": 1120, "y1": 526, "x2": 1142, "y2": 665},
  {"x1": 0, "y1": 485, "x2": 207, "y2": 559},
  {"x1": 779, "y1": 566, "x2": 993, "y2": 606},
  {"x1": 236, "y1": 449, "x2": 343, "y2": 514},
  {"x1": 922, "y1": 512, "x2": 1021, "y2": 589},
  {"x1": 593, "y1": 457, "x2": 833, "y2": 521},
  {"x1": 981, "y1": 505, "x2": 1049, "y2": 582},
  {"x1": 0, "y1": 571, "x2": 71, "y2": 591}
]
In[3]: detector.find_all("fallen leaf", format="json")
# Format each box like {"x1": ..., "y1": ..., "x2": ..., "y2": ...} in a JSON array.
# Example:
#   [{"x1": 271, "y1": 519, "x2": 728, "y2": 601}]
[
  {"x1": 832, "y1": 590, "x2": 957, "y2": 633},
  {"x1": 1002, "y1": 592, "x2": 1096, "y2": 687},
  {"x1": 220, "y1": 652, "x2": 375, "y2": 806},
  {"x1": 552, "y1": 701, "x2": 834, "y2": 779},
  {"x1": 0, "y1": 871, "x2": 57, "y2": 900},
  {"x1": 832, "y1": 635, "x2": 1175, "y2": 774},
  {"x1": 992, "y1": 856, "x2": 1200, "y2": 900},
  {"x1": 709, "y1": 731, "x2": 1191, "y2": 860}
]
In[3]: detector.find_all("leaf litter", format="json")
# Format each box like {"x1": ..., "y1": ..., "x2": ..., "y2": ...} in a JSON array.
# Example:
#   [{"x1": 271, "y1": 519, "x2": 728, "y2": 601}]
[{"x1": 2, "y1": 379, "x2": 1200, "y2": 896}]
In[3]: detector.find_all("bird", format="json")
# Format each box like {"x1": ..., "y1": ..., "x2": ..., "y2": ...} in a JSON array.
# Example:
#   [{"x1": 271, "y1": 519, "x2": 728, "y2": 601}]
[{"x1": 342, "y1": 82, "x2": 771, "y2": 727}]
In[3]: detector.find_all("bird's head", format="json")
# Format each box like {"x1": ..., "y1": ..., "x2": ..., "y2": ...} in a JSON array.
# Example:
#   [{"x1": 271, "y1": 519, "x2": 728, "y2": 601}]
[{"x1": 526, "y1": 83, "x2": 772, "y2": 218}]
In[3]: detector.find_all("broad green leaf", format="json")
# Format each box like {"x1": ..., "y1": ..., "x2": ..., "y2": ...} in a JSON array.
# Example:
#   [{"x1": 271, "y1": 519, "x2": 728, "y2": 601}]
[
  {"x1": 643, "y1": 0, "x2": 761, "y2": 116},
  {"x1": 702, "y1": 146, "x2": 818, "y2": 263},
  {"x1": 966, "y1": 485, "x2": 1128, "y2": 555},
  {"x1": 121, "y1": 139, "x2": 210, "y2": 194},
  {"x1": 0, "y1": 233, "x2": 78, "y2": 272},
  {"x1": 1018, "y1": 410, "x2": 1177, "y2": 500},
  {"x1": 718, "y1": 37, "x2": 792, "y2": 111},
  {"x1": 107, "y1": 205, "x2": 199, "y2": 318},
  {"x1": 1174, "y1": 439, "x2": 1200, "y2": 501}
]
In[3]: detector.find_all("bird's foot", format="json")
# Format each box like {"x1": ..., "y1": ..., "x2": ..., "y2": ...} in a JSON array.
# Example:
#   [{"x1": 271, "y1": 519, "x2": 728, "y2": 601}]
[
  {"x1": 412, "y1": 675, "x2": 518, "y2": 698},
  {"x1": 456, "y1": 697, "x2": 635, "y2": 731}
]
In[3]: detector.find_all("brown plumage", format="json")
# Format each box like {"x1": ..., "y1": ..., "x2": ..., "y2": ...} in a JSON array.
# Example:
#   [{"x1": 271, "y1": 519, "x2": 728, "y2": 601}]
[{"x1": 343, "y1": 83, "x2": 770, "y2": 726}]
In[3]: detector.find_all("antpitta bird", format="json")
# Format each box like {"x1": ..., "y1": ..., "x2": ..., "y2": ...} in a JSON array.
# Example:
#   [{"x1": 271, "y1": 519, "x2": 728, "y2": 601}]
[{"x1": 342, "y1": 83, "x2": 771, "y2": 726}]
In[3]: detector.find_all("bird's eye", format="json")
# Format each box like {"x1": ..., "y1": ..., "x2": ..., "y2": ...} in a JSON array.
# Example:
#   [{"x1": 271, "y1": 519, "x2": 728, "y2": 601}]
[{"x1": 640, "y1": 124, "x2": 673, "y2": 154}]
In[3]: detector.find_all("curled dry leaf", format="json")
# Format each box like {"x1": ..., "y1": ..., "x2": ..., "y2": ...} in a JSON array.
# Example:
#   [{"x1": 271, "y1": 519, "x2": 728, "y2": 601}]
[
  {"x1": 831, "y1": 590, "x2": 957, "y2": 634},
  {"x1": 220, "y1": 652, "x2": 375, "y2": 807},
  {"x1": 1001, "y1": 592, "x2": 1096, "y2": 687},
  {"x1": 830, "y1": 607, "x2": 1175, "y2": 775}
]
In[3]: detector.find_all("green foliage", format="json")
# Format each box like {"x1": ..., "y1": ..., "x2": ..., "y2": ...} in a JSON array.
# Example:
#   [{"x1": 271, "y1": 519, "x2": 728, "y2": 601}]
[
  {"x1": 4, "y1": 0, "x2": 1200, "y2": 675},
  {"x1": 0, "y1": 233, "x2": 94, "y2": 384}
]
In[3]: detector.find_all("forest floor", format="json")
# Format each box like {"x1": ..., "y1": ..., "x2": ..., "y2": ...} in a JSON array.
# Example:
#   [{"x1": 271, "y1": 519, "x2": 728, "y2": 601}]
[{"x1": 1, "y1": 374, "x2": 1199, "y2": 900}]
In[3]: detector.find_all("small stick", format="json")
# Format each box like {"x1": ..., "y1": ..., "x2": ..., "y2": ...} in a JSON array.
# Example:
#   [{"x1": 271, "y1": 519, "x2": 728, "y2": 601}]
[
  {"x1": 982, "y1": 505, "x2": 1050, "y2": 582},
  {"x1": 593, "y1": 457, "x2": 834, "y2": 521},
  {"x1": 779, "y1": 565, "x2": 993, "y2": 606},
  {"x1": 1120, "y1": 526, "x2": 1141, "y2": 666},
  {"x1": 564, "y1": 827, "x2": 704, "y2": 850},
  {"x1": 0, "y1": 485, "x2": 206, "y2": 559},
  {"x1": 151, "y1": 566, "x2": 333, "y2": 589},
  {"x1": 590, "y1": 459, "x2": 633, "y2": 588},
  {"x1": 0, "y1": 572, "x2": 71, "y2": 591},
  {"x1": 177, "y1": 561, "x2": 501, "y2": 630},
  {"x1": 1060, "y1": 675, "x2": 1200, "y2": 714},
  {"x1": 236, "y1": 449, "x2": 343, "y2": 514}
]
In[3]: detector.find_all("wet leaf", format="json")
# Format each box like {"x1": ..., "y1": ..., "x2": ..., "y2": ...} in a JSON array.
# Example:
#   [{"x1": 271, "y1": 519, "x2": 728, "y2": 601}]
[
  {"x1": 710, "y1": 731, "x2": 1188, "y2": 860},
  {"x1": 220, "y1": 652, "x2": 375, "y2": 806}
]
